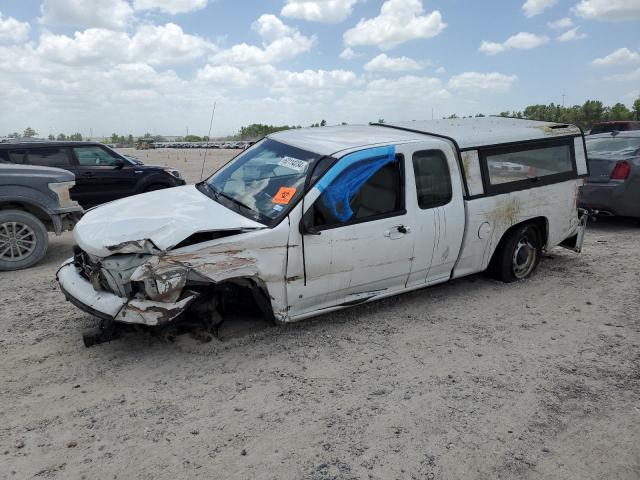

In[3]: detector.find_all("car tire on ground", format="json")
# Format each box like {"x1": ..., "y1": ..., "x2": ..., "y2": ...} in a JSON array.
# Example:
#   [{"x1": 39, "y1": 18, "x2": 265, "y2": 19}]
[
  {"x1": 491, "y1": 223, "x2": 542, "y2": 283},
  {"x1": 0, "y1": 209, "x2": 49, "y2": 271},
  {"x1": 143, "y1": 184, "x2": 169, "y2": 193}
]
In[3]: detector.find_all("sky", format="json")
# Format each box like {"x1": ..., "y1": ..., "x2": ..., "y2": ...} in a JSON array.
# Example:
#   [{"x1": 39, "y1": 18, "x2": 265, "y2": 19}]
[{"x1": 0, "y1": 0, "x2": 639, "y2": 137}]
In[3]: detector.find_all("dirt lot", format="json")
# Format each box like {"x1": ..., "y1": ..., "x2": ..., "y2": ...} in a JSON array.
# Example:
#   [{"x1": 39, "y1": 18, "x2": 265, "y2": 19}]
[{"x1": 1, "y1": 149, "x2": 639, "y2": 479}]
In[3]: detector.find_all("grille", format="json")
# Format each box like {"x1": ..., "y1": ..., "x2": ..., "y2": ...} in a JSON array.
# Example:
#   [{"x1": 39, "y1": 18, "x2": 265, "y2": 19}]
[{"x1": 73, "y1": 246, "x2": 111, "y2": 292}]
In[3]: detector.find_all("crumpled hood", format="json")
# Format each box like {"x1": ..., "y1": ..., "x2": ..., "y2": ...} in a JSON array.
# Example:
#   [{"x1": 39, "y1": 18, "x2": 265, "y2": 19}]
[{"x1": 74, "y1": 185, "x2": 264, "y2": 257}]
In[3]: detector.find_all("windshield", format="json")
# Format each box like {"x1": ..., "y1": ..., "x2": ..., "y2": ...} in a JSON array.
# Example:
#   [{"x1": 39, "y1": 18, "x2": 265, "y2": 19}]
[
  {"x1": 204, "y1": 138, "x2": 324, "y2": 225},
  {"x1": 586, "y1": 137, "x2": 640, "y2": 158}
]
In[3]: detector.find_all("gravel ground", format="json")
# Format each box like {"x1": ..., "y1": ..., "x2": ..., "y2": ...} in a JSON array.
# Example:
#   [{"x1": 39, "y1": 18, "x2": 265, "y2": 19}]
[{"x1": 0, "y1": 149, "x2": 638, "y2": 479}]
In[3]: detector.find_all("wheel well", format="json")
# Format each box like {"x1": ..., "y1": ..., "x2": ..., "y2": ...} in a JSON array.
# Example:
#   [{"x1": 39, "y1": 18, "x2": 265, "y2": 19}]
[
  {"x1": 186, "y1": 277, "x2": 275, "y2": 325},
  {"x1": 0, "y1": 202, "x2": 52, "y2": 231},
  {"x1": 489, "y1": 217, "x2": 549, "y2": 266}
]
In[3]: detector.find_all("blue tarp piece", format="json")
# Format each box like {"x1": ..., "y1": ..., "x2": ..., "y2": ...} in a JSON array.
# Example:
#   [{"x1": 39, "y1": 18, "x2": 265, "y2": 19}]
[{"x1": 315, "y1": 145, "x2": 396, "y2": 222}]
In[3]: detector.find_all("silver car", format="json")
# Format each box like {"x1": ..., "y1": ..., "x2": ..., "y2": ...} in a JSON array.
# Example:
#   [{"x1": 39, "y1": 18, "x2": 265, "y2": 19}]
[{"x1": 580, "y1": 131, "x2": 640, "y2": 219}]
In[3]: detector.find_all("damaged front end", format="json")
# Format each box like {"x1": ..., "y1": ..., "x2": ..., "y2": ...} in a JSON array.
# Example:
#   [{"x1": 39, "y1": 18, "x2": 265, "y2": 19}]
[
  {"x1": 57, "y1": 226, "x2": 284, "y2": 347},
  {"x1": 58, "y1": 244, "x2": 198, "y2": 327}
]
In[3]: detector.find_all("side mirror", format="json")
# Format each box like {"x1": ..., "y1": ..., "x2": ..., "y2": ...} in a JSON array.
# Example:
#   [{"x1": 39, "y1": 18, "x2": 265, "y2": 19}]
[
  {"x1": 114, "y1": 158, "x2": 125, "y2": 169},
  {"x1": 299, "y1": 214, "x2": 321, "y2": 236}
]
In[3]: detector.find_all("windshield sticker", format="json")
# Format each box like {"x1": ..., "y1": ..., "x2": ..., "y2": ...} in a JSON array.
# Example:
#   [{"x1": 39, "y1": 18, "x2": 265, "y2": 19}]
[
  {"x1": 272, "y1": 204, "x2": 284, "y2": 212},
  {"x1": 272, "y1": 186, "x2": 297, "y2": 204},
  {"x1": 278, "y1": 156, "x2": 308, "y2": 172}
]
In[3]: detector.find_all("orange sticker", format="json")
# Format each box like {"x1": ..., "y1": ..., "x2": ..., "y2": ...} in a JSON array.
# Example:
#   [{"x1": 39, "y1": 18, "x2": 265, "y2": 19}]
[{"x1": 272, "y1": 186, "x2": 297, "y2": 204}]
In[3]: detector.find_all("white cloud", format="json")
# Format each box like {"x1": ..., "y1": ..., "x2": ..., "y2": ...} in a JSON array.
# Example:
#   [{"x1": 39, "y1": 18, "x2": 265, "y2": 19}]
[
  {"x1": 31, "y1": 24, "x2": 215, "y2": 67},
  {"x1": 591, "y1": 47, "x2": 640, "y2": 67},
  {"x1": 281, "y1": 0, "x2": 359, "y2": 23},
  {"x1": 435, "y1": 66, "x2": 446, "y2": 74},
  {"x1": 0, "y1": 12, "x2": 30, "y2": 44},
  {"x1": 574, "y1": 0, "x2": 640, "y2": 21},
  {"x1": 522, "y1": 0, "x2": 558, "y2": 17},
  {"x1": 196, "y1": 64, "x2": 256, "y2": 87},
  {"x1": 271, "y1": 69, "x2": 360, "y2": 92},
  {"x1": 39, "y1": 0, "x2": 134, "y2": 30},
  {"x1": 133, "y1": 0, "x2": 208, "y2": 14},
  {"x1": 343, "y1": 0, "x2": 446, "y2": 50},
  {"x1": 448, "y1": 72, "x2": 518, "y2": 92},
  {"x1": 547, "y1": 17, "x2": 573, "y2": 29},
  {"x1": 210, "y1": 15, "x2": 316, "y2": 66},
  {"x1": 557, "y1": 27, "x2": 587, "y2": 41},
  {"x1": 364, "y1": 53, "x2": 424, "y2": 72},
  {"x1": 605, "y1": 68, "x2": 640, "y2": 82},
  {"x1": 479, "y1": 32, "x2": 549, "y2": 55},
  {"x1": 129, "y1": 23, "x2": 217, "y2": 65},
  {"x1": 339, "y1": 47, "x2": 360, "y2": 60}
]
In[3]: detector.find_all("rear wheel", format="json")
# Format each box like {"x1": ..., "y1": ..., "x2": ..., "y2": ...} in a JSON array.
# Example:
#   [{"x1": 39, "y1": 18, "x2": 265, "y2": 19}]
[
  {"x1": 0, "y1": 210, "x2": 49, "y2": 271},
  {"x1": 491, "y1": 223, "x2": 542, "y2": 283}
]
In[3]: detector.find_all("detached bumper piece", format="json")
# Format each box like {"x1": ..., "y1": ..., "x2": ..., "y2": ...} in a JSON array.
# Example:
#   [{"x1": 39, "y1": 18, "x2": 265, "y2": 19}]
[{"x1": 57, "y1": 260, "x2": 197, "y2": 327}]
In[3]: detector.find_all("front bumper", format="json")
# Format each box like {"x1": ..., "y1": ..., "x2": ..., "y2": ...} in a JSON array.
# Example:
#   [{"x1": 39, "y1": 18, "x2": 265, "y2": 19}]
[{"x1": 57, "y1": 259, "x2": 197, "y2": 326}]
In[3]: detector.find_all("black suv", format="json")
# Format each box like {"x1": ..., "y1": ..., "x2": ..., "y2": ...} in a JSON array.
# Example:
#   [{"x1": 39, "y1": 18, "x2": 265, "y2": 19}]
[{"x1": 0, "y1": 142, "x2": 185, "y2": 208}]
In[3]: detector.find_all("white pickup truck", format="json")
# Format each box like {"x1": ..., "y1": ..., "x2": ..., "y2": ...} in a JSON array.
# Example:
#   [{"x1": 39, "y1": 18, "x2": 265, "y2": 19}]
[{"x1": 57, "y1": 118, "x2": 588, "y2": 344}]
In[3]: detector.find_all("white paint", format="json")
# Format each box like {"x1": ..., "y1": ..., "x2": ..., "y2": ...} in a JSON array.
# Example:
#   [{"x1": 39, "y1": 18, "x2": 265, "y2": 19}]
[
  {"x1": 461, "y1": 150, "x2": 484, "y2": 196},
  {"x1": 74, "y1": 185, "x2": 264, "y2": 257},
  {"x1": 58, "y1": 121, "x2": 588, "y2": 328},
  {"x1": 574, "y1": 137, "x2": 588, "y2": 175}
]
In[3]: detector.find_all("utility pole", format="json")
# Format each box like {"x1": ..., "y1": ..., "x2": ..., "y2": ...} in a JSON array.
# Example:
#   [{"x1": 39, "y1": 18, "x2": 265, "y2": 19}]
[{"x1": 562, "y1": 94, "x2": 566, "y2": 107}]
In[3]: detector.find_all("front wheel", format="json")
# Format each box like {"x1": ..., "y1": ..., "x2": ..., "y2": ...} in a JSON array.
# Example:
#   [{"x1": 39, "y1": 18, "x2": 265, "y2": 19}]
[
  {"x1": 490, "y1": 224, "x2": 542, "y2": 283},
  {"x1": 0, "y1": 210, "x2": 49, "y2": 271}
]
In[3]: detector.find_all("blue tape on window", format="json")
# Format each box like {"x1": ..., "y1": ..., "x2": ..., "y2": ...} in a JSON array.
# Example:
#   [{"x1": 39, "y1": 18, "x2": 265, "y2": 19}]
[{"x1": 315, "y1": 145, "x2": 396, "y2": 222}]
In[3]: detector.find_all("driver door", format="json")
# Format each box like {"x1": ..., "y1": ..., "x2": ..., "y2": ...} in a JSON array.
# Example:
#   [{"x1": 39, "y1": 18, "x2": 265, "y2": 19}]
[
  {"x1": 287, "y1": 145, "x2": 415, "y2": 317},
  {"x1": 70, "y1": 146, "x2": 135, "y2": 207}
]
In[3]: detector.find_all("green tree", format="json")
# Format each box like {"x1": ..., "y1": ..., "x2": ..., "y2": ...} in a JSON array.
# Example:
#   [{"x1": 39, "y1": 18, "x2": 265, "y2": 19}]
[
  {"x1": 632, "y1": 98, "x2": 640, "y2": 120},
  {"x1": 8, "y1": 132, "x2": 20, "y2": 138},
  {"x1": 69, "y1": 133, "x2": 83, "y2": 141},
  {"x1": 606, "y1": 103, "x2": 632, "y2": 121},
  {"x1": 320, "y1": 119, "x2": 327, "y2": 127},
  {"x1": 48, "y1": 134, "x2": 55, "y2": 140},
  {"x1": 23, "y1": 127, "x2": 37, "y2": 138},
  {"x1": 56, "y1": 133, "x2": 67, "y2": 141}
]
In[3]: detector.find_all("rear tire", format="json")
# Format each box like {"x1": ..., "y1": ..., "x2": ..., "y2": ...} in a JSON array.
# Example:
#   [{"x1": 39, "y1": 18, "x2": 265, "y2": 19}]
[
  {"x1": 143, "y1": 184, "x2": 169, "y2": 193},
  {"x1": 490, "y1": 223, "x2": 542, "y2": 283},
  {"x1": 0, "y1": 210, "x2": 49, "y2": 271}
]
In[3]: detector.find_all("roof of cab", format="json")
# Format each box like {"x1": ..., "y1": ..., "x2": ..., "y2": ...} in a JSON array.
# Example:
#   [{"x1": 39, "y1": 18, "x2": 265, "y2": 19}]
[
  {"x1": 268, "y1": 118, "x2": 583, "y2": 155},
  {"x1": 268, "y1": 125, "x2": 426, "y2": 156},
  {"x1": 383, "y1": 117, "x2": 582, "y2": 150}
]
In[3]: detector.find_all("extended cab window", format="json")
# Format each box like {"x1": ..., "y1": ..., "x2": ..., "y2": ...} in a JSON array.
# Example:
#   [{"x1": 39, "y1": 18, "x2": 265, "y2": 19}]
[
  {"x1": 26, "y1": 148, "x2": 71, "y2": 167},
  {"x1": 485, "y1": 143, "x2": 574, "y2": 188},
  {"x1": 311, "y1": 149, "x2": 403, "y2": 228},
  {"x1": 74, "y1": 146, "x2": 121, "y2": 166},
  {"x1": 412, "y1": 150, "x2": 452, "y2": 209}
]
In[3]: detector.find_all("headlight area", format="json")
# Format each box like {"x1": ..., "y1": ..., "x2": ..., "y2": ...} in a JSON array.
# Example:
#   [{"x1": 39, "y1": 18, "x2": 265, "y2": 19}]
[
  {"x1": 130, "y1": 260, "x2": 189, "y2": 303},
  {"x1": 163, "y1": 168, "x2": 182, "y2": 179},
  {"x1": 48, "y1": 181, "x2": 80, "y2": 209}
]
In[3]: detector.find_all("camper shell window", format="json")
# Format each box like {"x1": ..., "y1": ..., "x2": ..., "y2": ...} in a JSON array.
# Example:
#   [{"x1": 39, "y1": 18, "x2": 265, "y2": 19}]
[{"x1": 479, "y1": 139, "x2": 577, "y2": 195}]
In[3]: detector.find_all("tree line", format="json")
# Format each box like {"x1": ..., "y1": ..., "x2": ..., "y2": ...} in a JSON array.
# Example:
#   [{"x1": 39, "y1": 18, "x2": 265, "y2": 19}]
[{"x1": 6, "y1": 98, "x2": 639, "y2": 143}]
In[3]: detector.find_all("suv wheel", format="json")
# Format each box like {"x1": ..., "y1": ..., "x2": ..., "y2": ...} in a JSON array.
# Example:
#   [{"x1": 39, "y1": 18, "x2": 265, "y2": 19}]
[{"x1": 0, "y1": 210, "x2": 49, "y2": 271}]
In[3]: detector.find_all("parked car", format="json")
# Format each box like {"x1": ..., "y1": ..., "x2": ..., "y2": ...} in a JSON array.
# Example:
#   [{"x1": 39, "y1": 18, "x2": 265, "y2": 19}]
[
  {"x1": 0, "y1": 141, "x2": 185, "y2": 209},
  {"x1": 57, "y1": 118, "x2": 588, "y2": 346},
  {"x1": 1, "y1": 164, "x2": 83, "y2": 271},
  {"x1": 579, "y1": 131, "x2": 640, "y2": 219},
  {"x1": 589, "y1": 121, "x2": 640, "y2": 135}
]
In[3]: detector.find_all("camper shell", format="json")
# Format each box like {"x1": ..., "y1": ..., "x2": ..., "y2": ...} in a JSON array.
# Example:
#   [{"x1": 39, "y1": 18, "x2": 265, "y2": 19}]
[{"x1": 57, "y1": 118, "x2": 588, "y2": 345}]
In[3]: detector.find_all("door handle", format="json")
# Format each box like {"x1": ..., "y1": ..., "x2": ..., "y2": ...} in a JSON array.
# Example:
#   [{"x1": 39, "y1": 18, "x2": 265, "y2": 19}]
[{"x1": 384, "y1": 225, "x2": 411, "y2": 239}]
